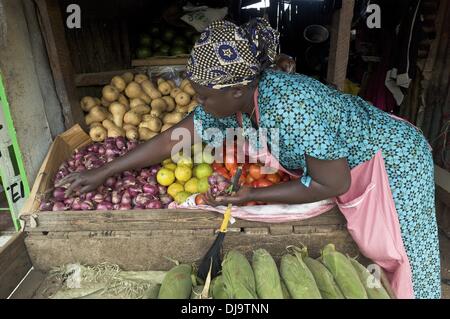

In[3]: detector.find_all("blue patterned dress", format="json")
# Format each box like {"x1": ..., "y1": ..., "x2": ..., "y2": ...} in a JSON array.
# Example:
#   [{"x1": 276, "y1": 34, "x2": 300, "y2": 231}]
[{"x1": 193, "y1": 69, "x2": 441, "y2": 298}]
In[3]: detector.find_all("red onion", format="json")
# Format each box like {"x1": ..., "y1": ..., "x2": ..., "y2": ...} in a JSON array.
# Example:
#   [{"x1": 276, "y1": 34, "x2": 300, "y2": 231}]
[
  {"x1": 215, "y1": 174, "x2": 226, "y2": 184},
  {"x1": 143, "y1": 183, "x2": 158, "y2": 196},
  {"x1": 113, "y1": 204, "x2": 120, "y2": 210},
  {"x1": 68, "y1": 159, "x2": 76, "y2": 168},
  {"x1": 115, "y1": 180, "x2": 124, "y2": 190},
  {"x1": 53, "y1": 187, "x2": 67, "y2": 201},
  {"x1": 53, "y1": 201, "x2": 67, "y2": 211},
  {"x1": 39, "y1": 201, "x2": 54, "y2": 211},
  {"x1": 64, "y1": 197, "x2": 74, "y2": 206},
  {"x1": 119, "y1": 203, "x2": 132, "y2": 210},
  {"x1": 75, "y1": 165, "x2": 85, "y2": 172},
  {"x1": 134, "y1": 193, "x2": 151, "y2": 206},
  {"x1": 140, "y1": 169, "x2": 152, "y2": 179},
  {"x1": 150, "y1": 166, "x2": 160, "y2": 175},
  {"x1": 128, "y1": 185, "x2": 142, "y2": 198},
  {"x1": 105, "y1": 148, "x2": 116, "y2": 157},
  {"x1": 71, "y1": 198, "x2": 82, "y2": 210},
  {"x1": 104, "y1": 194, "x2": 112, "y2": 202},
  {"x1": 127, "y1": 140, "x2": 138, "y2": 151},
  {"x1": 122, "y1": 176, "x2": 136, "y2": 187},
  {"x1": 123, "y1": 170, "x2": 135, "y2": 177},
  {"x1": 158, "y1": 185, "x2": 167, "y2": 195},
  {"x1": 146, "y1": 200, "x2": 162, "y2": 209},
  {"x1": 217, "y1": 181, "x2": 230, "y2": 192},
  {"x1": 121, "y1": 191, "x2": 131, "y2": 205},
  {"x1": 97, "y1": 185, "x2": 107, "y2": 193},
  {"x1": 97, "y1": 201, "x2": 113, "y2": 210},
  {"x1": 111, "y1": 191, "x2": 122, "y2": 204},
  {"x1": 93, "y1": 194, "x2": 104, "y2": 204},
  {"x1": 98, "y1": 146, "x2": 106, "y2": 155},
  {"x1": 104, "y1": 177, "x2": 116, "y2": 188},
  {"x1": 85, "y1": 192, "x2": 95, "y2": 201},
  {"x1": 73, "y1": 152, "x2": 84, "y2": 161},
  {"x1": 159, "y1": 195, "x2": 173, "y2": 205},
  {"x1": 116, "y1": 137, "x2": 126, "y2": 150},
  {"x1": 80, "y1": 200, "x2": 94, "y2": 210},
  {"x1": 208, "y1": 175, "x2": 217, "y2": 185},
  {"x1": 147, "y1": 175, "x2": 157, "y2": 185}
]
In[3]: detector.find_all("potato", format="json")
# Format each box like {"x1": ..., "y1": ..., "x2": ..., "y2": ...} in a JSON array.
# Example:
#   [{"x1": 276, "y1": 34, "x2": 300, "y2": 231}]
[
  {"x1": 125, "y1": 81, "x2": 144, "y2": 99},
  {"x1": 123, "y1": 124, "x2": 139, "y2": 140},
  {"x1": 134, "y1": 73, "x2": 149, "y2": 84},
  {"x1": 102, "y1": 119, "x2": 125, "y2": 138},
  {"x1": 166, "y1": 80, "x2": 176, "y2": 89},
  {"x1": 133, "y1": 104, "x2": 151, "y2": 115},
  {"x1": 150, "y1": 109, "x2": 163, "y2": 118},
  {"x1": 123, "y1": 110, "x2": 142, "y2": 126},
  {"x1": 139, "y1": 127, "x2": 158, "y2": 141},
  {"x1": 93, "y1": 97, "x2": 102, "y2": 105},
  {"x1": 163, "y1": 112, "x2": 184, "y2": 125},
  {"x1": 175, "y1": 105, "x2": 189, "y2": 113},
  {"x1": 141, "y1": 80, "x2": 162, "y2": 99},
  {"x1": 101, "y1": 97, "x2": 111, "y2": 107},
  {"x1": 162, "y1": 96, "x2": 176, "y2": 112},
  {"x1": 121, "y1": 72, "x2": 134, "y2": 84},
  {"x1": 139, "y1": 117, "x2": 162, "y2": 132},
  {"x1": 109, "y1": 102, "x2": 127, "y2": 127},
  {"x1": 158, "y1": 80, "x2": 171, "y2": 95},
  {"x1": 161, "y1": 123, "x2": 173, "y2": 132},
  {"x1": 139, "y1": 92, "x2": 152, "y2": 104},
  {"x1": 175, "y1": 92, "x2": 191, "y2": 106},
  {"x1": 118, "y1": 94, "x2": 129, "y2": 109},
  {"x1": 130, "y1": 98, "x2": 146, "y2": 108},
  {"x1": 151, "y1": 98, "x2": 167, "y2": 112},
  {"x1": 85, "y1": 106, "x2": 108, "y2": 126},
  {"x1": 80, "y1": 96, "x2": 98, "y2": 112},
  {"x1": 183, "y1": 83, "x2": 196, "y2": 96},
  {"x1": 180, "y1": 79, "x2": 190, "y2": 90},
  {"x1": 102, "y1": 85, "x2": 120, "y2": 102},
  {"x1": 111, "y1": 76, "x2": 126, "y2": 92},
  {"x1": 89, "y1": 125, "x2": 107, "y2": 142},
  {"x1": 170, "y1": 88, "x2": 182, "y2": 98}
]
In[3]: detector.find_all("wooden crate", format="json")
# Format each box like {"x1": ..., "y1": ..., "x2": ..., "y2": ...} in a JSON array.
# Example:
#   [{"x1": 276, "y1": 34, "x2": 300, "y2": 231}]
[{"x1": 20, "y1": 125, "x2": 356, "y2": 271}]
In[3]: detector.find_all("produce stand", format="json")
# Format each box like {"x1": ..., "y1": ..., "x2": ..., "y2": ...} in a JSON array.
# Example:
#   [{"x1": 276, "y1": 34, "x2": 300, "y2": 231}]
[{"x1": 19, "y1": 125, "x2": 358, "y2": 272}]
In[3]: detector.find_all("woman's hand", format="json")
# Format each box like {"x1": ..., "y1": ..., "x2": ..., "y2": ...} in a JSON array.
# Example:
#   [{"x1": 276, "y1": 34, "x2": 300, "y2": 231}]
[
  {"x1": 55, "y1": 166, "x2": 110, "y2": 197},
  {"x1": 204, "y1": 186, "x2": 254, "y2": 207}
]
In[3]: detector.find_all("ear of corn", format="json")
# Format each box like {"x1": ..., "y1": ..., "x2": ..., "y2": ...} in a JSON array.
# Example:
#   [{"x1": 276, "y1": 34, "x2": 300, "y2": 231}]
[
  {"x1": 190, "y1": 285, "x2": 204, "y2": 299},
  {"x1": 142, "y1": 284, "x2": 161, "y2": 299},
  {"x1": 158, "y1": 264, "x2": 192, "y2": 299},
  {"x1": 349, "y1": 258, "x2": 390, "y2": 299},
  {"x1": 222, "y1": 250, "x2": 258, "y2": 299},
  {"x1": 210, "y1": 275, "x2": 229, "y2": 299},
  {"x1": 304, "y1": 256, "x2": 344, "y2": 299},
  {"x1": 252, "y1": 249, "x2": 284, "y2": 299},
  {"x1": 320, "y1": 244, "x2": 368, "y2": 299},
  {"x1": 280, "y1": 246, "x2": 322, "y2": 299},
  {"x1": 281, "y1": 280, "x2": 291, "y2": 299}
]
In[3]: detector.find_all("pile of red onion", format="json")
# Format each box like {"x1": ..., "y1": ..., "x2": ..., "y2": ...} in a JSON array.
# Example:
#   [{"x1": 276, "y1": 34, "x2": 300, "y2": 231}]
[
  {"x1": 40, "y1": 137, "x2": 173, "y2": 211},
  {"x1": 207, "y1": 172, "x2": 231, "y2": 197}
]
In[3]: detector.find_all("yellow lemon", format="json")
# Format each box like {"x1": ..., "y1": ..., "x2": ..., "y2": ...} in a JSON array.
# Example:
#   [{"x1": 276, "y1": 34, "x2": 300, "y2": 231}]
[
  {"x1": 167, "y1": 183, "x2": 184, "y2": 199},
  {"x1": 164, "y1": 163, "x2": 177, "y2": 171},
  {"x1": 197, "y1": 177, "x2": 210, "y2": 193},
  {"x1": 174, "y1": 165, "x2": 192, "y2": 182},
  {"x1": 156, "y1": 168, "x2": 175, "y2": 186},
  {"x1": 162, "y1": 158, "x2": 173, "y2": 165},
  {"x1": 176, "y1": 155, "x2": 193, "y2": 168},
  {"x1": 184, "y1": 178, "x2": 199, "y2": 194},
  {"x1": 174, "y1": 191, "x2": 192, "y2": 204},
  {"x1": 193, "y1": 163, "x2": 213, "y2": 179}
]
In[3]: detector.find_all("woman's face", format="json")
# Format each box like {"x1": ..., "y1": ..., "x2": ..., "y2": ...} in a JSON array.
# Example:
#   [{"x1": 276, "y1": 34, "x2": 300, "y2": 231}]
[{"x1": 190, "y1": 81, "x2": 249, "y2": 118}]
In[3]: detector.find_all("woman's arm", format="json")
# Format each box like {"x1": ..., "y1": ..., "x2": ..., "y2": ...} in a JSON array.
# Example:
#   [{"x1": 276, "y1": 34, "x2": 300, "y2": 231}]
[
  {"x1": 209, "y1": 155, "x2": 351, "y2": 205},
  {"x1": 59, "y1": 113, "x2": 196, "y2": 195}
]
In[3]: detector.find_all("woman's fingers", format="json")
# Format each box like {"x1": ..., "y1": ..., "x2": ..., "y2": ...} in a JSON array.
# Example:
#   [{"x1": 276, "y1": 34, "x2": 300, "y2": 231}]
[
  {"x1": 79, "y1": 185, "x2": 93, "y2": 194},
  {"x1": 64, "y1": 179, "x2": 82, "y2": 197},
  {"x1": 55, "y1": 173, "x2": 78, "y2": 187}
]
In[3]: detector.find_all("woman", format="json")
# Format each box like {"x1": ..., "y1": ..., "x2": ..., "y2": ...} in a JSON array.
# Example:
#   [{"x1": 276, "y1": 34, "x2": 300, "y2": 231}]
[{"x1": 60, "y1": 19, "x2": 440, "y2": 298}]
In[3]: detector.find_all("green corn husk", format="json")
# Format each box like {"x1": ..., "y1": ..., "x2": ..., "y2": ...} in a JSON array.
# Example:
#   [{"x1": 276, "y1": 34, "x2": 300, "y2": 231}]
[
  {"x1": 320, "y1": 244, "x2": 368, "y2": 299},
  {"x1": 252, "y1": 249, "x2": 284, "y2": 299},
  {"x1": 158, "y1": 264, "x2": 193, "y2": 299},
  {"x1": 142, "y1": 284, "x2": 161, "y2": 299},
  {"x1": 280, "y1": 246, "x2": 322, "y2": 299},
  {"x1": 190, "y1": 285, "x2": 204, "y2": 299},
  {"x1": 380, "y1": 268, "x2": 396, "y2": 299},
  {"x1": 349, "y1": 258, "x2": 390, "y2": 299},
  {"x1": 210, "y1": 275, "x2": 229, "y2": 299},
  {"x1": 280, "y1": 280, "x2": 291, "y2": 299},
  {"x1": 222, "y1": 250, "x2": 258, "y2": 299},
  {"x1": 303, "y1": 255, "x2": 344, "y2": 299}
]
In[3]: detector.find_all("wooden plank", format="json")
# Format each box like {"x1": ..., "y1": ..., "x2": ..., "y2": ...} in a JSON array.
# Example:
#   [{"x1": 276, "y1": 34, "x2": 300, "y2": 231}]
[
  {"x1": 9, "y1": 269, "x2": 46, "y2": 299},
  {"x1": 75, "y1": 69, "x2": 136, "y2": 87},
  {"x1": 25, "y1": 229, "x2": 356, "y2": 271},
  {"x1": 326, "y1": 0, "x2": 355, "y2": 91},
  {"x1": 0, "y1": 232, "x2": 32, "y2": 298},
  {"x1": 23, "y1": 207, "x2": 344, "y2": 233},
  {"x1": 35, "y1": 0, "x2": 85, "y2": 130},
  {"x1": 132, "y1": 56, "x2": 189, "y2": 67}
]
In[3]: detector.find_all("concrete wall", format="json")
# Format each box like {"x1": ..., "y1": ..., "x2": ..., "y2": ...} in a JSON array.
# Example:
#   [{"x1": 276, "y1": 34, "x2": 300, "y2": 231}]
[{"x1": 0, "y1": 0, "x2": 65, "y2": 184}]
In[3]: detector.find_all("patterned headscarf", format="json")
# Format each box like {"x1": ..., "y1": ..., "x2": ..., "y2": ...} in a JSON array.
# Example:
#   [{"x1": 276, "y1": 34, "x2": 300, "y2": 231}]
[{"x1": 186, "y1": 18, "x2": 280, "y2": 89}]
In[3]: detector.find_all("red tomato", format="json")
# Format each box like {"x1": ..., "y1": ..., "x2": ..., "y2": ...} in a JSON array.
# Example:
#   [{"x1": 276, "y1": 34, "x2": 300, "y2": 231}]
[
  {"x1": 266, "y1": 173, "x2": 281, "y2": 184},
  {"x1": 195, "y1": 194, "x2": 206, "y2": 205},
  {"x1": 225, "y1": 162, "x2": 238, "y2": 173},
  {"x1": 252, "y1": 178, "x2": 273, "y2": 188},
  {"x1": 245, "y1": 175, "x2": 255, "y2": 184},
  {"x1": 212, "y1": 162, "x2": 224, "y2": 171},
  {"x1": 241, "y1": 163, "x2": 250, "y2": 177},
  {"x1": 249, "y1": 164, "x2": 265, "y2": 180},
  {"x1": 281, "y1": 175, "x2": 290, "y2": 182},
  {"x1": 215, "y1": 167, "x2": 231, "y2": 179}
]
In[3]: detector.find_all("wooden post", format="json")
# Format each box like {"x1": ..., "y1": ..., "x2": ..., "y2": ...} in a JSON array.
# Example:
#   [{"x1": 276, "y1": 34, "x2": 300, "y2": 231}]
[
  {"x1": 34, "y1": 0, "x2": 85, "y2": 130},
  {"x1": 326, "y1": 0, "x2": 355, "y2": 91}
]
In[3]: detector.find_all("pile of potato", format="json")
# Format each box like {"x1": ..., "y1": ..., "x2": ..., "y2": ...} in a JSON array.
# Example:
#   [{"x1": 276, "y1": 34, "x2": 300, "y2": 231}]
[{"x1": 81, "y1": 72, "x2": 198, "y2": 142}]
